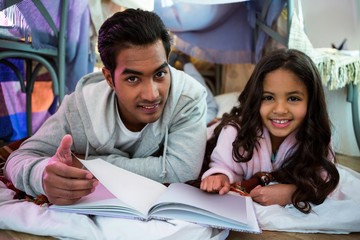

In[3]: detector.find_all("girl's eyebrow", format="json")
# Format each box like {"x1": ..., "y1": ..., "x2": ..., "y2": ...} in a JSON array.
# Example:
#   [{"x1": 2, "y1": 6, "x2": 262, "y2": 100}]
[
  {"x1": 287, "y1": 91, "x2": 306, "y2": 96},
  {"x1": 263, "y1": 90, "x2": 305, "y2": 96},
  {"x1": 121, "y1": 62, "x2": 169, "y2": 75}
]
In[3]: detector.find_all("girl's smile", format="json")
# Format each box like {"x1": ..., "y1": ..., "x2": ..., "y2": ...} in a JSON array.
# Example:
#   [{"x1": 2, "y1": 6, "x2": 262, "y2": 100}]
[{"x1": 271, "y1": 119, "x2": 291, "y2": 128}]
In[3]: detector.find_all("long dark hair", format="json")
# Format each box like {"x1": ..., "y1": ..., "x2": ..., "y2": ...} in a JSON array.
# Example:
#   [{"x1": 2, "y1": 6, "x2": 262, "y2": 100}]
[
  {"x1": 206, "y1": 49, "x2": 339, "y2": 213},
  {"x1": 97, "y1": 8, "x2": 172, "y2": 76}
]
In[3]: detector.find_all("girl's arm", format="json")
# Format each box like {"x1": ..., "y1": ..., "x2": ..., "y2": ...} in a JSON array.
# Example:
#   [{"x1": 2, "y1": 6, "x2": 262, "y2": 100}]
[
  {"x1": 202, "y1": 126, "x2": 244, "y2": 183},
  {"x1": 249, "y1": 183, "x2": 297, "y2": 206}
]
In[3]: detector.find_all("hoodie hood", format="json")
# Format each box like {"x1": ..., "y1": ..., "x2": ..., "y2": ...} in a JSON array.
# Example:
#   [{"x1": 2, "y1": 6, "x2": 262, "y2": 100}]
[{"x1": 75, "y1": 71, "x2": 117, "y2": 147}]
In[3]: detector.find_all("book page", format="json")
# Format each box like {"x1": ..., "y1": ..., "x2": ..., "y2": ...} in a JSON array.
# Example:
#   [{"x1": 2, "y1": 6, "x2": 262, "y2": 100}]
[
  {"x1": 80, "y1": 158, "x2": 167, "y2": 216},
  {"x1": 245, "y1": 196, "x2": 260, "y2": 232},
  {"x1": 51, "y1": 183, "x2": 147, "y2": 218},
  {"x1": 149, "y1": 183, "x2": 260, "y2": 233},
  {"x1": 151, "y1": 183, "x2": 247, "y2": 223}
]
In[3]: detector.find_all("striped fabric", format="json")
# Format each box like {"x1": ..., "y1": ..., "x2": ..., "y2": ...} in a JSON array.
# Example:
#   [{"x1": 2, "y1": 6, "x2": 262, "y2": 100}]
[{"x1": 0, "y1": 60, "x2": 57, "y2": 142}]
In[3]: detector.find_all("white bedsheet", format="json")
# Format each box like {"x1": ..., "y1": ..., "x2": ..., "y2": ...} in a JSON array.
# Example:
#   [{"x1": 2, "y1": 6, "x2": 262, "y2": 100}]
[{"x1": 0, "y1": 164, "x2": 359, "y2": 239}]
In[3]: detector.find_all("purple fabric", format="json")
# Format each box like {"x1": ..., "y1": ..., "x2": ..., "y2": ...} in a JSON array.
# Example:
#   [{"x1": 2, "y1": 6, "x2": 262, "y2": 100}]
[
  {"x1": 154, "y1": 0, "x2": 286, "y2": 64},
  {"x1": 15, "y1": 0, "x2": 92, "y2": 93},
  {"x1": 0, "y1": 0, "x2": 94, "y2": 141},
  {"x1": 0, "y1": 0, "x2": 93, "y2": 141},
  {"x1": 0, "y1": 82, "x2": 12, "y2": 140}
]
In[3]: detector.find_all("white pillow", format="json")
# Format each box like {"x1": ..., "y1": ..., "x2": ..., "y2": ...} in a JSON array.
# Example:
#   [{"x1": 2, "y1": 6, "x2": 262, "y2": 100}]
[{"x1": 214, "y1": 92, "x2": 240, "y2": 118}]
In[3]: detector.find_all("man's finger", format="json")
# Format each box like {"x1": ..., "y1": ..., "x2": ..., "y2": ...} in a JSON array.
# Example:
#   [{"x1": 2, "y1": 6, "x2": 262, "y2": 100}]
[{"x1": 56, "y1": 134, "x2": 73, "y2": 165}]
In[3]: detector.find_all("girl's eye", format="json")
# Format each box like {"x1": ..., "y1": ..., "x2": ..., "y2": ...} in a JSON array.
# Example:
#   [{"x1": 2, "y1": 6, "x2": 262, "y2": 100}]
[
  {"x1": 288, "y1": 96, "x2": 300, "y2": 102},
  {"x1": 262, "y1": 95, "x2": 273, "y2": 101}
]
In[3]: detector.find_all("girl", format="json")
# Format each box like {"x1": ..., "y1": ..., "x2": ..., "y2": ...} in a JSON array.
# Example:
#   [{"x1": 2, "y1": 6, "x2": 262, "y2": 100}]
[{"x1": 200, "y1": 49, "x2": 340, "y2": 214}]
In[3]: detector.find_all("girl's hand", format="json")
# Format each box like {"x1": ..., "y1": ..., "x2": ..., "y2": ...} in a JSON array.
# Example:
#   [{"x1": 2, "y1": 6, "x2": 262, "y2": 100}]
[
  {"x1": 249, "y1": 183, "x2": 296, "y2": 206},
  {"x1": 200, "y1": 174, "x2": 230, "y2": 195}
]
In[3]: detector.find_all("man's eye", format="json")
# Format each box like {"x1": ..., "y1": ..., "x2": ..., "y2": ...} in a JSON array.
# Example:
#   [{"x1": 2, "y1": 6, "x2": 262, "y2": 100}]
[
  {"x1": 155, "y1": 71, "x2": 166, "y2": 78},
  {"x1": 127, "y1": 76, "x2": 139, "y2": 83}
]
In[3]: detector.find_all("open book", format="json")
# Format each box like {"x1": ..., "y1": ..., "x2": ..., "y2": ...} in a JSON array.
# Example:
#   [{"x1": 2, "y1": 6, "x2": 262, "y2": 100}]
[{"x1": 50, "y1": 158, "x2": 261, "y2": 233}]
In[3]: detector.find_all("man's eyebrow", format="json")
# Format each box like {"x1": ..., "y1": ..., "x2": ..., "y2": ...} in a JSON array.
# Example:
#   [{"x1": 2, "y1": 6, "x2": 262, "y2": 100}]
[
  {"x1": 121, "y1": 62, "x2": 169, "y2": 75},
  {"x1": 122, "y1": 68, "x2": 142, "y2": 75}
]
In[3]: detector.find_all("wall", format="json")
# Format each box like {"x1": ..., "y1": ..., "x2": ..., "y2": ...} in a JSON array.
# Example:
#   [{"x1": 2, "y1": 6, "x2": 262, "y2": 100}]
[
  {"x1": 299, "y1": 0, "x2": 360, "y2": 156},
  {"x1": 300, "y1": 0, "x2": 360, "y2": 50}
]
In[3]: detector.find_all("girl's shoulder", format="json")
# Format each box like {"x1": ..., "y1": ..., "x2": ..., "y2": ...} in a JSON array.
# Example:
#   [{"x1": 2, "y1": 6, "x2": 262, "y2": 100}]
[{"x1": 218, "y1": 124, "x2": 239, "y2": 139}]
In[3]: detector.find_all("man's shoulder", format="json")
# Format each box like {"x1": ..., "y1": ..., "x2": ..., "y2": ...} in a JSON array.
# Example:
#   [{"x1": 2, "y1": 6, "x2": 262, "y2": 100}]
[
  {"x1": 74, "y1": 72, "x2": 110, "y2": 100},
  {"x1": 60, "y1": 72, "x2": 110, "y2": 113},
  {"x1": 77, "y1": 71, "x2": 106, "y2": 88},
  {"x1": 170, "y1": 67, "x2": 206, "y2": 100}
]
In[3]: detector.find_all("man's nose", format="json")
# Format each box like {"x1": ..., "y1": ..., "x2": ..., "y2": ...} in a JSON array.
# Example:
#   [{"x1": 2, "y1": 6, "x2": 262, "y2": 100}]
[{"x1": 142, "y1": 79, "x2": 159, "y2": 101}]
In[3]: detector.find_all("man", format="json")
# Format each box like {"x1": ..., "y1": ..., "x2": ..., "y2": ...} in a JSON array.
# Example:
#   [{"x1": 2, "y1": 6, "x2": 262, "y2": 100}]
[{"x1": 4, "y1": 8, "x2": 207, "y2": 206}]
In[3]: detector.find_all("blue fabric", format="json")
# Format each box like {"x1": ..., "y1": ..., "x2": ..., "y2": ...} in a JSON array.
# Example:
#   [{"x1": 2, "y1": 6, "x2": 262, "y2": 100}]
[
  {"x1": 0, "y1": 59, "x2": 24, "y2": 82},
  {"x1": 6, "y1": 112, "x2": 27, "y2": 141},
  {"x1": 253, "y1": 0, "x2": 286, "y2": 62},
  {"x1": 0, "y1": 60, "x2": 24, "y2": 140}
]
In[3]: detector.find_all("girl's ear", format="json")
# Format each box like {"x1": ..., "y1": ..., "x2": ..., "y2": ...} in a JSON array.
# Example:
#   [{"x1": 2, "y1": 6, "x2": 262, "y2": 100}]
[{"x1": 102, "y1": 67, "x2": 114, "y2": 89}]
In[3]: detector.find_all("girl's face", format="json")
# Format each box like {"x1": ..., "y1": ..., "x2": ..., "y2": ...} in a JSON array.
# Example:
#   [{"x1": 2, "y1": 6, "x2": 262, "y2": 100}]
[{"x1": 260, "y1": 68, "x2": 308, "y2": 151}]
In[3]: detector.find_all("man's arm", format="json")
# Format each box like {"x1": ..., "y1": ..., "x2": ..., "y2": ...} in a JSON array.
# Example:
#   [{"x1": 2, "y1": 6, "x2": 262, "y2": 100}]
[{"x1": 4, "y1": 95, "x2": 89, "y2": 198}]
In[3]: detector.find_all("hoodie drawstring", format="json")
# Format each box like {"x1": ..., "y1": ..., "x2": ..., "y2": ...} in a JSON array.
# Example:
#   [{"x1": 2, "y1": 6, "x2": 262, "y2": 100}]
[{"x1": 159, "y1": 126, "x2": 168, "y2": 179}]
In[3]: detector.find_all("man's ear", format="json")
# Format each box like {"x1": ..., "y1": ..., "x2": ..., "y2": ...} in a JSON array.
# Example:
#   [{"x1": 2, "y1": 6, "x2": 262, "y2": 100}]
[{"x1": 102, "y1": 67, "x2": 114, "y2": 89}]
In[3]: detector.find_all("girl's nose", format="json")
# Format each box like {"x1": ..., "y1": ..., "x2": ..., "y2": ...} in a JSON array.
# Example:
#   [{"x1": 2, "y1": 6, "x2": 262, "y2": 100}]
[{"x1": 273, "y1": 101, "x2": 288, "y2": 114}]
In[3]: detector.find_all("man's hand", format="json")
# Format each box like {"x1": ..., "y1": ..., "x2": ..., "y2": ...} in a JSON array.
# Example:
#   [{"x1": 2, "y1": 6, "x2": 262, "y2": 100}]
[
  {"x1": 43, "y1": 134, "x2": 98, "y2": 205},
  {"x1": 249, "y1": 183, "x2": 296, "y2": 206},
  {"x1": 200, "y1": 174, "x2": 230, "y2": 195}
]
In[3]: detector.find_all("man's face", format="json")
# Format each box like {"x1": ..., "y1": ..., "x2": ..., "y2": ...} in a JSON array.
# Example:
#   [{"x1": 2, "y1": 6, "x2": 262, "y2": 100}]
[{"x1": 103, "y1": 40, "x2": 171, "y2": 132}]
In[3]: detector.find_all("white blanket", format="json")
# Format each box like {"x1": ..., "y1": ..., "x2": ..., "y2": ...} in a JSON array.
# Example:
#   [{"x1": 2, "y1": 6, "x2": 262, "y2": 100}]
[
  {"x1": 0, "y1": 164, "x2": 359, "y2": 239},
  {"x1": 255, "y1": 164, "x2": 360, "y2": 234}
]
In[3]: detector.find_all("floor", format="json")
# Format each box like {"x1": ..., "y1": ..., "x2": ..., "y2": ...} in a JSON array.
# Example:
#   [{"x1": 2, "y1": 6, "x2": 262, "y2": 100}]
[
  {"x1": 1, "y1": 229, "x2": 360, "y2": 240},
  {"x1": 336, "y1": 153, "x2": 360, "y2": 172}
]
